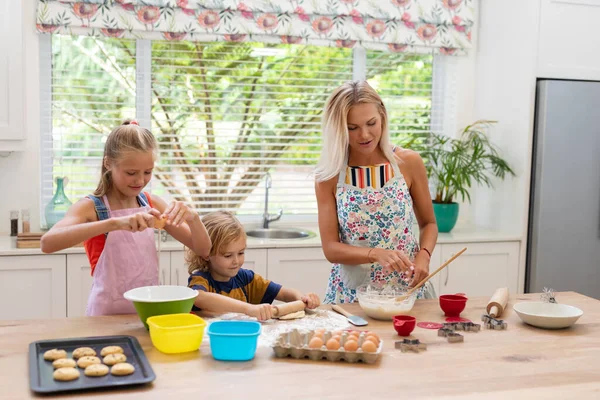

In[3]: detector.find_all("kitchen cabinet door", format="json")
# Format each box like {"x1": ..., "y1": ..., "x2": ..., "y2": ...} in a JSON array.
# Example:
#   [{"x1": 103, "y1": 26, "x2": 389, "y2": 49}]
[
  {"x1": 170, "y1": 248, "x2": 268, "y2": 286},
  {"x1": 0, "y1": 255, "x2": 66, "y2": 320},
  {"x1": 438, "y1": 242, "x2": 520, "y2": 297},
  {"x1": 266, "y1": 248, "x2": 331, "y2": 300}
]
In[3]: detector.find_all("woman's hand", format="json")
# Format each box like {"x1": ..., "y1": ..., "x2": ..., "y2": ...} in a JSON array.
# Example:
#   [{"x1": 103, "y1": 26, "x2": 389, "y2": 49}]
[
  {"x1": 113, "y1": 209, "x2": 161, "y2": 232},
  {"x1": 409, "y1": 250, "x2": 431, "y2": 287},
  {"x1": 369, "y1": 248, "x2": 414, "y2": 274},
  {"x1": 301, "y1": 293, "x2": 321, "y2": 309},
  {"x1": 162, "y1": 201, "x2": 198, "y2": 227}
]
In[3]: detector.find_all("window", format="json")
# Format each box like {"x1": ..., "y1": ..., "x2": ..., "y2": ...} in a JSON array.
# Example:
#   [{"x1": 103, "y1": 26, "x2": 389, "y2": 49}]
[{"x1": 41, "y1": 36, "x2": 450, "y2": 226}]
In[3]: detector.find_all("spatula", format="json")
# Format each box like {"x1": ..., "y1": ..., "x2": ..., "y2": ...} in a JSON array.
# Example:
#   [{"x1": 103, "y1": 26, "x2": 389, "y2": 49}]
[
  {"x1": 395, "y1": 247, "x2": 467, "y2": 302},
  {"x1": 331, "y1": 304, "x2": 368, "y2": 326}
]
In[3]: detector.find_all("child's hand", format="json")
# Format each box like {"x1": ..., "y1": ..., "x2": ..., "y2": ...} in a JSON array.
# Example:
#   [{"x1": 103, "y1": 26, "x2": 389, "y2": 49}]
[
  {"x1": 113, "y1": 210, "x2": 159, "y2": 232},
  {"x1": 245, "y1": 304, "x2": 273, "y2": 322},
  {"x1": 301, "y1": 293, "x2": 321, "y2": 309},
  {"x1": 162, "y1": 201, "x2": 198, "y2": 228}
]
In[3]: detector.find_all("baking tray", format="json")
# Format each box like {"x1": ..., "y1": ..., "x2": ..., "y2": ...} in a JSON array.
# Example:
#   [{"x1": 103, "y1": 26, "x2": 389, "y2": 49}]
[{"x1": 29, "y1": 335, "x2": 155, "y2": 394}]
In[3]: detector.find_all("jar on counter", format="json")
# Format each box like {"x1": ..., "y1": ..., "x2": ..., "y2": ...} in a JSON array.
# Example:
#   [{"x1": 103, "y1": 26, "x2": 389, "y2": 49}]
[
  {"x1": 10, "y1": 210, "x2": 18, "y2": 236},
  {"x1": 21, "y1": 209, "x2": 30, "y2": 233}
]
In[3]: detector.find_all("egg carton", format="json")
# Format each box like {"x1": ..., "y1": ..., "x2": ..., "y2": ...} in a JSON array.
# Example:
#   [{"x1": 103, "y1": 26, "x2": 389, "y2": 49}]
[{"x1": 272, "y1": 329, "x2": 383, "y2": 364}]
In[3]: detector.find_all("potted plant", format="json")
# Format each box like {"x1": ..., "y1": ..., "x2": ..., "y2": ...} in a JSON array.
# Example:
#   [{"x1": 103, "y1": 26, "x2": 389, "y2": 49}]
[{"x1": 417, "y1": 120, "x2": 516, "y2": 232}]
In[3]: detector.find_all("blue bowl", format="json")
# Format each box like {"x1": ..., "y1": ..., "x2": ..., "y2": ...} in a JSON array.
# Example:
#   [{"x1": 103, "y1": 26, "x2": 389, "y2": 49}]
[{"x1": 207, "y1": 321, "x2": 261, "y2": 361}]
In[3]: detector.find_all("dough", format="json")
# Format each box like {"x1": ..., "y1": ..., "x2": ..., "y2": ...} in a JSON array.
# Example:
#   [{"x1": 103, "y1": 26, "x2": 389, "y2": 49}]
[
  {"x1": 100, "y1": 345, "x2": 124, "y2": 357},
  {"x1": 53, "y1": 367, "x2": 80, "y2": 381},
  {"x1": 278, "y1": 310, "x2": 306, "y2": 320},
  {"x1": 52, "y1": 358, "x2": 76, "y2": 369},
  {"x1": 43, "y1": 349, "x2": 67, "y2": 361},
  {"x1": 84, "y1": 364, "x2": 109, "y2": 377},
  {"x1": 76, "y1": 356, "x2": 101, "y2": 368},
  {"x1": 110, "y1": 363, "x2": 135, "y2": 376},
  {"x1": 72, "y1": 347, "x2": 96, "y2": 359},
  {"x1": 103, "y1": 353, "x2": 127, "y2": 366}
]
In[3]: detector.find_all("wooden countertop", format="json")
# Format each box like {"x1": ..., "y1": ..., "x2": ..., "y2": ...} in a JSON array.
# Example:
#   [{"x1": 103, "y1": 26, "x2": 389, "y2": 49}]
[{"x1": 1, "y1": 292, "x2": 599, "y2": 399}]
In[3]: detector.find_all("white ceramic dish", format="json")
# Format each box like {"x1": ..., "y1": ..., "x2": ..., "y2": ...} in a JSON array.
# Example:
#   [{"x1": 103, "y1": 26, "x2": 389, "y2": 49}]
[
  {"x1": 123, "y1": 285, "x2": 197, "y2": 303},
  {"x1": 513, "y1": 302, "x2": 583, "y2": 329}
]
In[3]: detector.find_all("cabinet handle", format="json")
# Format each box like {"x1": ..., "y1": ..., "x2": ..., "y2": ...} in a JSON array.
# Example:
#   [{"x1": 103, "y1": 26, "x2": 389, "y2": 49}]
[
  {"x1": 444, "y1": 266, "x2": 450, "y2": 286},
  {"x1": 162, "y1": 270, "x2": 166, "y2": 286},
  {"x1": 176, "y1": 269, "x2": 179, "y2": 285}
]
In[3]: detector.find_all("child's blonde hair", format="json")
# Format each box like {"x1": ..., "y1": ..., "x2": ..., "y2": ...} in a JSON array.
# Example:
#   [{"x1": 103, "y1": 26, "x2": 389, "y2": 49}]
[
  {"x1": 94, "y1": 119, "x2": 158, "y2": 197},
  {"x1": 186, "y1": 211, "x2": 246, "y2": 274},
  {"x1": 314, "y1": 80, "x2": 396, "y2": 182}
]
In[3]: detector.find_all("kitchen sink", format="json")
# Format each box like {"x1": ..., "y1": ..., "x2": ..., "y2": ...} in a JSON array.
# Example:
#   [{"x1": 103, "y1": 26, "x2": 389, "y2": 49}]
[{"x1": 245, "y1": 228, "x2": 316, "y2": 240}]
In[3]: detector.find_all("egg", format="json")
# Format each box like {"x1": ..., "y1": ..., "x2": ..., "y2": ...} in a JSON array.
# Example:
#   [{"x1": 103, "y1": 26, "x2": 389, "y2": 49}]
[
  {"x1": 347, "y1": 334, "x2": 359, "y2": 342},
  {"x1": 333, "y1": 330, "x2": 343, "y2": 336},
  {"x1": 343, "y1": 340, "x2": 359, "y2": 351},
  {"x1": 365, "y1": 335, "x2": 380, "y2": 345},
  {"x1": 361, "y1": 340, "x2": 378, "y2": 353},
  {"x1": 315, "y1": 328, "x2": 326, "y2": 334},
  {"x1": 326, "y1": 339, "x2": 340, "y2": 350},
  {"x1": 308, "y1": 337, "x2": 324, "y2": 349},
  {"x1": 332, "y1": 335, "x2": 341, "y2": 342},
  {"x1": 366, "y1": 332, "x2": 380, "y2": 340},
  {"x1": 312, "y1": 331, "x2": 324, "y2": 339}
]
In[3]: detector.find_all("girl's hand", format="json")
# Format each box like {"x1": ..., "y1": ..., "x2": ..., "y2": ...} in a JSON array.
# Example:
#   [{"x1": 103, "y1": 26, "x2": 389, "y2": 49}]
[
  {"x1": 301, "y1": 293, "x2": 321, "y2": 309},
  {"x1": 245, "y1": 304, "x2": 273, "y2": 322},
  {"x1": 409, "y1": 250, "x2": 431, "y2": 287},
  {"x1": 113, "y1": 210, "x2": 160, "y2": 232},
  {"x1": 370, "y1": 248, "x2": 414, "y2": 274},
  {"x1": 162, "y1": 201, "x2": 198, "y2": 227}
]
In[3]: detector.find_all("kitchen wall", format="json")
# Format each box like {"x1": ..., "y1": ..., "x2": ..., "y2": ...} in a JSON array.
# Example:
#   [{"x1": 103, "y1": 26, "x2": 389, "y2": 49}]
[{"x1": 2, "y1": 0, "x2": 600, "y2": 237}]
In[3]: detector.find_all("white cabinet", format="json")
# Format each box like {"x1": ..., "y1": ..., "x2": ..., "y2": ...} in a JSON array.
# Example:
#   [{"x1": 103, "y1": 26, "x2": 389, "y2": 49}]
[
  {"x1": 0, "y1": 0, "x2": 24, "y2": 143},
  {"x1": 0, "y1": 255, "x2": 66, "y2": 319},
  {"x1": 437, "y1": 242, "x2": 520, "y2": 297},
  {"x1": 266, "y1": 248, "x2": 331, "y2": 300}
]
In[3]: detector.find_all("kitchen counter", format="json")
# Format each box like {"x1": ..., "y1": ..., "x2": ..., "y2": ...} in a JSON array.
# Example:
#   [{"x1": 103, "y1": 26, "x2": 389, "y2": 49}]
[
  {"x1": 1, "y1": 292, "x2": 598, "y2": 399},
  {"x1": 0, "y1": 224, "x2": 522, "y2": 256}
]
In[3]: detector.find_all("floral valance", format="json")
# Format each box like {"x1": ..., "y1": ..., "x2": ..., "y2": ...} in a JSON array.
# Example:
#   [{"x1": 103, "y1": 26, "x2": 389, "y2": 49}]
[{"x1": 37, "y1": 0, "x2": 474, "y2": 55}]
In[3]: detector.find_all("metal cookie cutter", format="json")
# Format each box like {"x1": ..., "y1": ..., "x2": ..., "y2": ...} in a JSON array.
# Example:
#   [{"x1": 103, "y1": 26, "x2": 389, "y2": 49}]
[
  {"x1": 481, "y1": 314, "x2": 508, "y2": 330},
  {"x1": 395, "y1": 338, "x2": 427, "y2": 353},
  {"x1": 437, "y1": 328, "x2": 464, "y2": 343},
  {"x1": 442, "y1": 322, "x2": 481, "y2": 332}
]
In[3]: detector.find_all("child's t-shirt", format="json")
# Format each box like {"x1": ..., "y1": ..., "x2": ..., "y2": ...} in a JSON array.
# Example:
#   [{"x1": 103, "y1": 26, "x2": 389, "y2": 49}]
[{"x1": 188, "y1": 268, "x2": 282, "y2": 306}]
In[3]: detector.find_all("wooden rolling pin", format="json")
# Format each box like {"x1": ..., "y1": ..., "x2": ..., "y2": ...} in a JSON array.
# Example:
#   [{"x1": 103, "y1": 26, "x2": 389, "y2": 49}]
[
  {"x1": 272, "y1": 300, "x2": 306, "y2": 318},
  {"x1": 486, "y1": 287, "x2": 509, "y2": 318}
]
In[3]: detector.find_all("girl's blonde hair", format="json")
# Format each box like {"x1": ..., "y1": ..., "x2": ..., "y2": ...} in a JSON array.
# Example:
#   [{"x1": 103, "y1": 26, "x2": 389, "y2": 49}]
[
  {"x1": 94, "y1": 119, "x2": 158, "y2": 197},
  {"x1": 186, "y1": 211, "x2": 246, "y2": 274},
  {"x1": 314, "y1": 80, "x2": 396, "y2": 182}
]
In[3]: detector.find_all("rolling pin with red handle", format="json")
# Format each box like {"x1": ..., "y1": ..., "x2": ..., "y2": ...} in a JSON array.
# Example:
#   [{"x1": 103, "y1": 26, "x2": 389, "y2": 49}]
[
  {"x1": 272, "y1": 300, "x2": 306, "y2": 318},
  {"x1": 486, "y1": 287, "x2": 509, "y2": 318}
]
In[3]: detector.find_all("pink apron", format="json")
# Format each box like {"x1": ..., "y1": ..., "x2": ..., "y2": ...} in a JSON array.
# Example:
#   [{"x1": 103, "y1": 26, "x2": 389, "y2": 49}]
[{"x1": 85, "y1": 195, "x2": 159, "y2": 316}]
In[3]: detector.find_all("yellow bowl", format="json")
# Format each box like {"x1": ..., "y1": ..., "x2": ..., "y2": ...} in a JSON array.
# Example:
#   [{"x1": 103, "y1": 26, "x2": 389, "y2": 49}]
[{"x1": 147, "y1": 313, "x2": 207, "y2": 354}]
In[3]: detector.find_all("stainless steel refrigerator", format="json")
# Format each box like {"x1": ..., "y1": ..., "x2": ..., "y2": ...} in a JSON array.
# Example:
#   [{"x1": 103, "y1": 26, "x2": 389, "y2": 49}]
[{"x1": 527, "y1": 79, "x2": 600, "y2": 299}]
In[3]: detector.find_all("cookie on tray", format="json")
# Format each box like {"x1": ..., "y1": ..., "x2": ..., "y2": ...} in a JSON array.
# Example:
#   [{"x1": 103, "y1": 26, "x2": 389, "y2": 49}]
[
  {"x1": 72, "y1": 347, "x2": 97, "y2": 359},
  {"x1": 103, "y1": 353, "x2": 127, "y2": 366},
  {"x1": 52, "y1": 358, "x2": 76, "y2": 369},
  {"x1": 100, "y1": 345, "x2": 124, "y2": 357},
  {"x1": 110, "y1": 363, "x2": 135, "y2": 376},
  {"x1": 84, "y1": 364, "x2": 109, "y2": 377},
  {"x1": 43, "y1": 349, "x2": 67, "y2": 361},
  {"x1": 53, "y1": 367, "x2": 80, "y2": 381},
  {"x1": 76, "y1": 356, "x2": 101, "y2": 369}
]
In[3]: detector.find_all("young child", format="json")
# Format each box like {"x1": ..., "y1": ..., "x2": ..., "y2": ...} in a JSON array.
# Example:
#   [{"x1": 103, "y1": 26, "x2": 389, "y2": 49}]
[
  {"x1": 41, "y1": 119, "x2": 211, "y2": 316},
  {"x1": 187, "y1": 211, "x2": 320, "y2": 321}
]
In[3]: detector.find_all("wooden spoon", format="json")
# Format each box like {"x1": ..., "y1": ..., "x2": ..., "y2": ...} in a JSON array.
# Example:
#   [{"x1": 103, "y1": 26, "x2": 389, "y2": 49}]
[{"x1": 395, "y1": 247, "x2": 467, "y2": 301}]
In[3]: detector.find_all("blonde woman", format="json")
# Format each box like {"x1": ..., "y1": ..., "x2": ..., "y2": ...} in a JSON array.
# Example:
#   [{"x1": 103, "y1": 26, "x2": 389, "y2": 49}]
[
  {"x1": 187, "y1": 211, "x2": 320, "y2": 321},
  {"x1": 41, "y1": 120, "x2": 211, "y2": 315},
  {"x1": 315, "y1": 81, "x2": 438, "y2": 304}
]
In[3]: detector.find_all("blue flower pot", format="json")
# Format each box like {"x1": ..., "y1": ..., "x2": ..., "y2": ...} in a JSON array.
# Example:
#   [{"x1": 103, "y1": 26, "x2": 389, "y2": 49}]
[{"x1": 433, "y1": 202, "x2": 459, "y2": 233}]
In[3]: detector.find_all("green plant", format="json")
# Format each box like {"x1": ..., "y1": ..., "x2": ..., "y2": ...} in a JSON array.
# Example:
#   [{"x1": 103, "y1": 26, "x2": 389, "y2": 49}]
[{"x1": 419, "y1": 120, "x2": 516, "y2": 204}]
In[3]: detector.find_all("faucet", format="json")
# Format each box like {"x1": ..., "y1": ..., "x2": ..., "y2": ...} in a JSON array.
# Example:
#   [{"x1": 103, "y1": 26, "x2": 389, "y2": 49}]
[{"x1": 263, "y1": 172, "x2": 283, "y2": 229}]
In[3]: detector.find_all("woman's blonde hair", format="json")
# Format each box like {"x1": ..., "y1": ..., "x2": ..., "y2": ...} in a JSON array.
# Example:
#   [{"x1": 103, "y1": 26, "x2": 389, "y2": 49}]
[
  {"x1": 186, "y1": 211, "x2": 246, "y2": 274},
  {"x1": 94, "y1": 119, "x2": 158, "y2": 197},
  {"x1": 314, "y1": 80, "x2": 396, "y2": 182}
]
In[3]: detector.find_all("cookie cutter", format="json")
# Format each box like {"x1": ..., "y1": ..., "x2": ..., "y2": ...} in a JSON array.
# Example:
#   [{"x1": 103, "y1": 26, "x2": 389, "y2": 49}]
[
  {"x1": 437, "y1": 328, "x2": 464, "y2": 343},
  {"x1": 442, "y1": 321, "x2": 481, "y2": 332},
  {"x1": 481, "y1": 314, "x2": 508, "y2": 330},
  {"x1": 395, "y1": 338, "x2": 427, "y2": 353}
]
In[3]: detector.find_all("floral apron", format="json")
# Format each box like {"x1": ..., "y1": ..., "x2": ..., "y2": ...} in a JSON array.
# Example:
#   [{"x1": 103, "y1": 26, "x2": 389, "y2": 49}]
[{"x1": 323, "y1": 157, "x2": 436, "y2": 304}]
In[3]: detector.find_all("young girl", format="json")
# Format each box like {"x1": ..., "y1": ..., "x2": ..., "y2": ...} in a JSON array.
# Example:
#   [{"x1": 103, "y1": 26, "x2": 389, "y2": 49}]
[
  {"x1": 314, "y1": 81, "x2": 438, "y2": 303},
  {"x1": 187, "y1": 211, "x2": 320, "y2": 321},
  {"x1": 41, "y1": 120, "x2": 211, "y2": 316}
]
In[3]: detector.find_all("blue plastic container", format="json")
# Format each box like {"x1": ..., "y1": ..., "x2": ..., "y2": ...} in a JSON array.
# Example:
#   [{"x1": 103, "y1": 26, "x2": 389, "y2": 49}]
[{"x1": 207, "y1": 321, "x2": 261, "y2": 361}]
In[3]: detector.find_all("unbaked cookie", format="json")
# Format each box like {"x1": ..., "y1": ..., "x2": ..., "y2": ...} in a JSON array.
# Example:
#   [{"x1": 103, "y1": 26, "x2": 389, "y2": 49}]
[
  {"x1": 110, "y1": 362, "x2": 135, "y2": 376},
  {"x1": 103, "y1": 353, "x2": 127, "y2": 366},
  {"x1": 84, "y1": 364, "x2": 109, "y2": 377},
  {"x1": 44, "y1": 349, "x2": 67, "y2": 361},
  {"x1": 100, "y1": 345, "x2": 124, "y2": 357},
  {"x1": 53, "y1": 367, "x2": 80, "y2": 381},
  {"x1": 76, "y1": 356, "x2": 101, "y2": 369},
  {"x1": 52, "y1": 358, "x2": 76, "y2": 369},
  {"x1": 72, "y1": 347, "x2": 96, "y2": 359}
]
